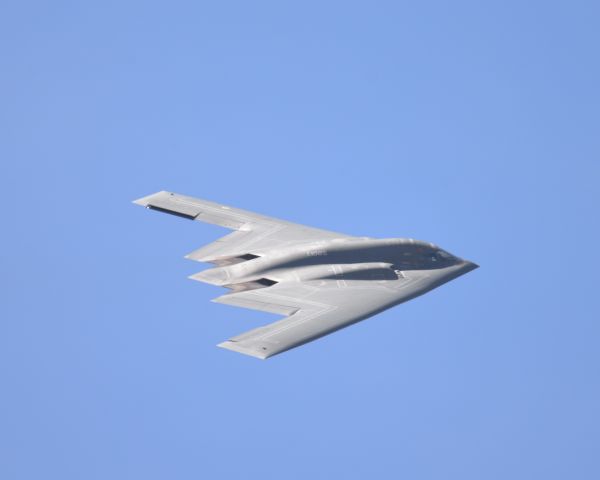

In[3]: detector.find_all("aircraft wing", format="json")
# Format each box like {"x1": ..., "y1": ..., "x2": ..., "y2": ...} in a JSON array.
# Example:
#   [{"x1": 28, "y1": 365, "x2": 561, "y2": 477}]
[
  {"x1": 133, "y1": 191, "x2": 352, "y2": 264},
  {"x1": 214, "y1": 278, "x2": 422, "y2": 359}
]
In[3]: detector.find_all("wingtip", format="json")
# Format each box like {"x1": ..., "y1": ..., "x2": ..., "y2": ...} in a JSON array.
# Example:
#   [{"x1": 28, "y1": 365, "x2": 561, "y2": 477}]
[
  {"x1": 217, "y1": 341, "x2": 269, "y2": 360},
  {"x1": 132, "y1": 190, "x2": 171, "y2": 206}
]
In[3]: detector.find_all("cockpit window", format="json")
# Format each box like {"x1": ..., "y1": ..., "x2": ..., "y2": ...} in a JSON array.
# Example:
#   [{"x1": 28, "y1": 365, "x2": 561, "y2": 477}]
[{"x1": 394, "y1": 248, "x2": 454, "y2": 269}]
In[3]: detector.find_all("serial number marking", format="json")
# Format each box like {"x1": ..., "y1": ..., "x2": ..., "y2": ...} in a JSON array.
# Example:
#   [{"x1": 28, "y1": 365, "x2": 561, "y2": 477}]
[{"x1": 306, "y1": 250, "x2": 328, "y2": 257}]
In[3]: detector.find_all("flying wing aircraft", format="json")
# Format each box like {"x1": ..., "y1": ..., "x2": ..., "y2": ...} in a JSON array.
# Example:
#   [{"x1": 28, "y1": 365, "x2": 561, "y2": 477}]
[{"x1": 134, "y1": 191, "x2": 478, "y2": 359}]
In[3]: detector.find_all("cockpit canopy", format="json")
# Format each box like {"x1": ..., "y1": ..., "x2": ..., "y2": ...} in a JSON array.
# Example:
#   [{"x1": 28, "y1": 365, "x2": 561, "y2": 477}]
[
  {"x1": 393, "y1": 245, "x2": 457, "y2": 269},
  {"x1": 434, "y1": 249, "x2": 453, "y2": 261}
]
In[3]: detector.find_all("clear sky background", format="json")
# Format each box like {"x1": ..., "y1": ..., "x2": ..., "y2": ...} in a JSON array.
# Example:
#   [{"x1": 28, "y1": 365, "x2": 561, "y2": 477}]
[{"x1": 2, "y1": 1, "x2": 599, "y2": 479}]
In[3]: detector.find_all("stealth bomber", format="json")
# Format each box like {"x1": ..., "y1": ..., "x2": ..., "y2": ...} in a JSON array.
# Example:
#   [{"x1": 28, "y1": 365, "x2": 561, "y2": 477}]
[{"x1": 134, "y1": 191, "x2": 478, "y2": 359}]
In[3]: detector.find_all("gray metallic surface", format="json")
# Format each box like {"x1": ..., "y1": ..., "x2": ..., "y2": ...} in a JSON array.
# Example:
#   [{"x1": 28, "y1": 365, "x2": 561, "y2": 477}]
[{"x1": 134, "y1": 191, "x2": 478, "y2": 359}]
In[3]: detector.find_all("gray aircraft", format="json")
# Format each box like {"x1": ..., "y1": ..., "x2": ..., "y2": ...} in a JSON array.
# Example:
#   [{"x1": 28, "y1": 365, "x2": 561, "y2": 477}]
[{"x1": 134, "y1": 191, "x2": 478, "y2": 359}]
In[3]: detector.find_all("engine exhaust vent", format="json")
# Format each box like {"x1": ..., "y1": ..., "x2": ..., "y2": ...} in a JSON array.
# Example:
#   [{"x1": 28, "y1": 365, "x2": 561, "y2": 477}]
[{"x1": 226, "y1": 278, "x2": 278, "y2": 292}]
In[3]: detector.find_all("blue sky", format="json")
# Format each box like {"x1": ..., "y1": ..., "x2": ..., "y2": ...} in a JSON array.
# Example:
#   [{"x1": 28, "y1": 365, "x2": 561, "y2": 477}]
[{"x1": 2, "y1": 1, "x2": 599, "y2": 479}]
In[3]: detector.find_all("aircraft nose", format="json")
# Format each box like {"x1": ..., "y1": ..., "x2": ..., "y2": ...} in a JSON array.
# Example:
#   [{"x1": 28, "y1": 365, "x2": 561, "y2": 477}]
[{"x1": 460, "y1": 260, "x2": 479, "y2": 272}]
